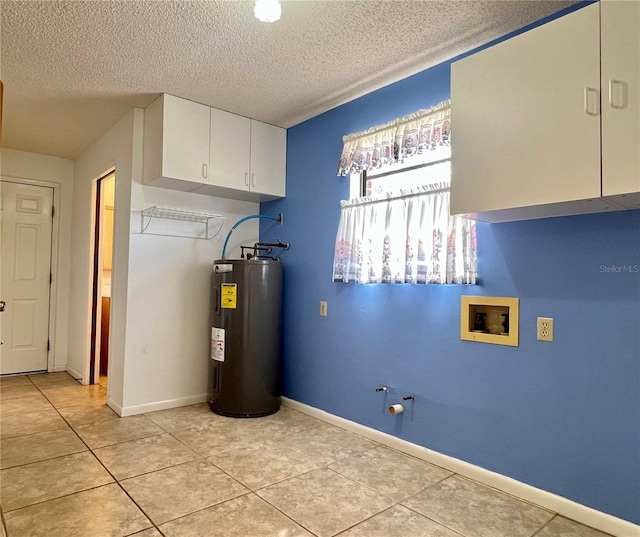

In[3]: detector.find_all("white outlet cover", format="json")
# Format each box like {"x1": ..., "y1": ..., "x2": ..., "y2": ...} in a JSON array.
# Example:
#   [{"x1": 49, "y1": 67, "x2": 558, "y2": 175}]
[{"x1": 537, "y1": 317, "x2": 554, "y2": 342}]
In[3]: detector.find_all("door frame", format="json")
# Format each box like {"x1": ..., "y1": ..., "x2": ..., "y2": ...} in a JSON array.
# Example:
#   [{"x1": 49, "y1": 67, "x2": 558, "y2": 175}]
[
  {"x1": 87, "y1": 168, "x2": 115, "y2": 386},
  {"x1": 0, "y1": 176, "x2": 61, "y2": 372}
]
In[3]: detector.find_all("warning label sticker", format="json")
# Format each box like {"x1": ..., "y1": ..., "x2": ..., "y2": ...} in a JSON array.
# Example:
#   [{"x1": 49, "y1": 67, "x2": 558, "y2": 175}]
[
  {"x1": 221, "y1": 283, "x2": 237, "y2": 309},
  {"x1": 211, "y1": 327, "x2": 225, "y2": 362}
]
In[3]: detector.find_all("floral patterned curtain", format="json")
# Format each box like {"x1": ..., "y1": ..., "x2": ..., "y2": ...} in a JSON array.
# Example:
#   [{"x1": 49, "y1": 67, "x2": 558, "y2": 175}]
[
  {"x1": 332, "y1": 184, "x2": 477, "y2": 284},
  {"x1": 337, "y1": 100, "x2": 451, "y2": 176}
]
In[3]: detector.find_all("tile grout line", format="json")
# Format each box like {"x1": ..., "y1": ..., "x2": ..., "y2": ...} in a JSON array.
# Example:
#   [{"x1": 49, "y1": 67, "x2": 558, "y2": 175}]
[
  {"x1": 323, "y1": 467, "x2": 467, "y2": 537},
  {"x1": 81, "y1": 406, "x2": 275, "y2": 534},
  {"x1": 397, "y1": 473, "x2": 556, "y2": 537},
  {"x1": 398, "y1": 502, "x2": 471, "y2": 537},
  {"x1": 452, "y1": 472, "x2": 556, "y2": 514},
  {"x1": 155, "y1": 424, "x2": 335, "y2": 535},
  {"x1": 0, "y1": 509, "x2": 7, "y2": 537},
  {"x1": 159, "y1": 418, "x2": 407, "y2": 535},
  {"x1": 530, "y1": 514, "x2": 559, "y2": 537},
  {"x1": 79, "y1": 412, "x2": 190, "y2": 534},
  {"x1": 6, "y1": 378, "x2": 348, "y2": 535},
  {"x1": 247, "y1": 490, "x2": 321, "y2": 537},
  {"x1": 147, "y1": 491, "x2": 256, "y2": 532},
  {"x1": 233, "y1": 451, "x2": 381, "y2": 536},
  {"x1": 5, "y1": 377, "x2": 164, "y2": 534},
  {"x1": 5, "y1": 374, "x2": 614, "y2": 537},
  {"x1": 41, "y1": 379, "x2": 167, "y2": 536},
  {"x1": 80, "y1": 420, "x2": 183, "y2": 537},
  {"x1": 156, "y1": 421, "x2": 339, "y2": 533},
  {"x1": 3, "y1": 380, "x2": 120, "y2": 513}
]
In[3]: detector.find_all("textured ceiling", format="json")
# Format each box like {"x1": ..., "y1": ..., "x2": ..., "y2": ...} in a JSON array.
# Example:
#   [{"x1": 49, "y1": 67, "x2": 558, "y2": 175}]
[{"x1": 1, "y1": 0, "x2": 576, "y2": 160}]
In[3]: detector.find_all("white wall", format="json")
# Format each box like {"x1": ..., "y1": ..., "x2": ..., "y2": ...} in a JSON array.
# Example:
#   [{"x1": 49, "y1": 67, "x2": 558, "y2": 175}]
[
  {"x1": 1, "y1": 149, "x2": 74, "y2": 372},
  {"x1": 70, "y1": 107, "x2": 260, "y2": 415},
  {"x1": 69, "y1": 109, "x2": 139, "y2": 404},
  {"x1": 124, "y1": 180, "x2": 259, "y2": 414}
]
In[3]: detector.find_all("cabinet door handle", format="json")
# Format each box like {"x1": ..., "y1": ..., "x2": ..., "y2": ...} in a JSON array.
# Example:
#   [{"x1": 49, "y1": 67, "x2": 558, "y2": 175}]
[
  {"x1": 583, "y1": 87, "x2": 600, "y2": 116},
  {"x1": 609, "y1": 79, "x2": 628, "y2": 110},
  {"x1": 202, "y1": 163, "x2": 208, "y2": 179},
  {"x1": 244, "y1": 173, "x2": 249, "y2": 186},
  {"x1": 251, "y1": 173, "x2": 256, "y2": 188}
]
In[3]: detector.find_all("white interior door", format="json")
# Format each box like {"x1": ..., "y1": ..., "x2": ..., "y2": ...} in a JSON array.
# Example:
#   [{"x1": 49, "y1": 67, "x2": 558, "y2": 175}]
[{"x1": 0, "y1": 181, "x2": 53, "y2": 374}]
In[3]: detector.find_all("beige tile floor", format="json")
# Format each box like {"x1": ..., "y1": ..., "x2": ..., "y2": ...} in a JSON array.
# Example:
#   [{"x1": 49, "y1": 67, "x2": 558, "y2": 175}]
[{"x1": 0, "y1": 372, "x2": 613, "y2": 537}]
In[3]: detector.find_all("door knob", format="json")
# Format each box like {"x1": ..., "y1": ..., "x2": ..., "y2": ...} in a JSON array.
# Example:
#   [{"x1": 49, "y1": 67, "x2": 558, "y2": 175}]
[{"x1": 0, "y1": 300, "x2": 5, "y2": 312}]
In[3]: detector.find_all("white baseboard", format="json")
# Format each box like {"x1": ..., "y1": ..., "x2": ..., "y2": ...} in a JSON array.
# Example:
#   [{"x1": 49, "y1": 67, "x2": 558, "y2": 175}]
[
  {"x1": 65, "y1": 366, "x2": 83, "y2": 382},
  {"x1": 106, "y1": 396, "x2": 123, "y2": 416},
  {"x1": 282, "y1": 397, "x2": 639, "y2": 537},
  {"x1": 117, "y1": 393, "x2": 210, "y2": 417},
  {"x1": 52, "y1": 364, "x2": 67, "y2": 373}
]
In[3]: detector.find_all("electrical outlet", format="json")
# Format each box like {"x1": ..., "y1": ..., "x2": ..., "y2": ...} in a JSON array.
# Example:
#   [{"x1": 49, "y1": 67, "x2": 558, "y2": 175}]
[
  {"x1": 320, "y1": 301, "x2": 327, "y2": 317},
  {"x1": 537, "y1": 317, "x2": 554, "y2": 342}
]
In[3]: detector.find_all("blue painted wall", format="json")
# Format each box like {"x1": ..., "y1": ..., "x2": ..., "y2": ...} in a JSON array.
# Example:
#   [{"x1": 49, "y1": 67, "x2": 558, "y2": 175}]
[{"x1": 261, "y1": 4, "x2": 640, "y2": 525}]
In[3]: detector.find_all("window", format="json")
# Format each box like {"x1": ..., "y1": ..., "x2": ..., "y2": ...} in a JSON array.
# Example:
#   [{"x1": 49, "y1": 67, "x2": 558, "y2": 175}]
[
  {"x1": 361, "y1": 159, "x2": 451, "y2": 198},
  {"x1": 333, "y1": 100, "x2": 477, "y2": 285}
]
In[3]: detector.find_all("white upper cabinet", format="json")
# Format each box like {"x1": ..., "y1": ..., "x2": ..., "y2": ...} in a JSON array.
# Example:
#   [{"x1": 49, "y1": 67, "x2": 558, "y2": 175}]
[
  {"x1": 209, "y1": 108, "x2": 286, "y2": 198},
  {"x1": 209, "y1": 107, "x2": 252, "y2": 191},
  {"x1": 601, "y1": 0, "x2": 640, "y2": 205},
  {"x1": 451, "y1": 1, "x2": 639, "y2": 222},
  {"x1": 144, "y1": 94, "x2": 286, "y2": 202},
  {"x1": 143, "y1": 94, "x2": 210, "y2": 190},
  {"x1": 250, "y1": 120, "x2": 286, "y2": 198}
]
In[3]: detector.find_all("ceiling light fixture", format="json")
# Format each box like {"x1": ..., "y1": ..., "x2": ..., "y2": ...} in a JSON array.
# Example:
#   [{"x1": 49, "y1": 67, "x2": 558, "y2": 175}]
[{"x1": 254, "y1": 0, "x2": 281, "y2": 23}]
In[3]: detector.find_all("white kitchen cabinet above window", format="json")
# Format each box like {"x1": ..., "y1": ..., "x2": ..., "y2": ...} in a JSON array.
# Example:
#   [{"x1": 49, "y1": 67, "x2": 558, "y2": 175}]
[
  {"x1": 143, "y1": 94, "x2": 286, "y2": 203},
  {"x1": 451, "y1": 0, "x2": 639, "y2": 223}
]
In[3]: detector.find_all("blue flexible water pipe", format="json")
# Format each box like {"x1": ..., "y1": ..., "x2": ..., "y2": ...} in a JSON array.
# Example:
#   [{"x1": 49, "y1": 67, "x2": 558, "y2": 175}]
[{"x1": 221, "y1": 214, "x2": 281, "y2": 259}]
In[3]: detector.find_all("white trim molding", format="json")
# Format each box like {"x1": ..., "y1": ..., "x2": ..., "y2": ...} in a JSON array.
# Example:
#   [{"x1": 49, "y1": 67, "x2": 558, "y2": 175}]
[
  {"x1": 117, "y1": 393, "x2": 210, "y2": 417},
  {"x1": 282, "y1": 397, "x2": 639, "y2": 537}
]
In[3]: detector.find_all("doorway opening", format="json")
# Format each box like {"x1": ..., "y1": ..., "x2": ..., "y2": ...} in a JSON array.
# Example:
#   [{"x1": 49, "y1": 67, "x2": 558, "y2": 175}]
[{"x1": 89, "y1": 171, "x2": 115, "y2": 386}]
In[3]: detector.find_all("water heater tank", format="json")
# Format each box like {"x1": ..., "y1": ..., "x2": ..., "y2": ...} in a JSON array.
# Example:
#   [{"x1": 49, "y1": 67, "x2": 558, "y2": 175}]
[{"x1": 209, "y1": 259, "x2": 283, "y2": 417}]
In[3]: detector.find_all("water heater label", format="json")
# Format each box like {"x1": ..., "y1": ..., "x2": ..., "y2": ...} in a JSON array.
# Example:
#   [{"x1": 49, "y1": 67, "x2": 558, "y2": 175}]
[
  {"x1": 211, "y1": 327, "x2": 225, "y2": 362},
  {"x1": 221, "y1": 283, "x2": 237, "y2": 309}
]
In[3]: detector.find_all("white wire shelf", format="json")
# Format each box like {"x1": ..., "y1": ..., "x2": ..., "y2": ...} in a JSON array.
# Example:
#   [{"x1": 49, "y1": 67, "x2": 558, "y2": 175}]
[{"x1": 140, "y1": 206, "x2": 225, "y2": 240}]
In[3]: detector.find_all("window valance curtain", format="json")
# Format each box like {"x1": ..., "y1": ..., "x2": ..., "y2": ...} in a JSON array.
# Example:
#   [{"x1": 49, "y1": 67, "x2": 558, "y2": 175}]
[
  {"x1": 332, "y1": 184, "x2": 477, "y2": 285},
  {"x1": 336, "y1": 100, "x2": 451, "y2": 176}
]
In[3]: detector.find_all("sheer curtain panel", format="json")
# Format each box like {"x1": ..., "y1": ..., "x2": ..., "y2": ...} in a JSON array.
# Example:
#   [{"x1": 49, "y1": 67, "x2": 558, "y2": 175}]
[{"x1": 332, "y1": 185, "x2": 477, "y2": 284}]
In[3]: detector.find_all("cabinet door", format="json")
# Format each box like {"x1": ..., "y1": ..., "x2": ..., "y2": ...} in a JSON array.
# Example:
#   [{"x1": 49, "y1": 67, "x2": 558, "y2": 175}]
[
  {"x1": 162, "y1": 95, "x2": 210, "y2": 185},
  {"x1": 451, "y1": 4, "x2": 601, "y2": 218},
  {"x1": 210, "y1": 108, "x2": 251, "y2": 191},
  {"x1": 601, "y1": 0, "x2": 640, "y2": 201},
  {"x1": 249, "y1": 120, "x2": 286, "y2": 197}
]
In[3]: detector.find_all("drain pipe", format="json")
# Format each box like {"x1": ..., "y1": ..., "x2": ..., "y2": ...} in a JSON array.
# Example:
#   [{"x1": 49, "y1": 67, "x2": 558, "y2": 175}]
[{"x1": 221, "y1": 213, "x2": 283, "y2": 260}]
